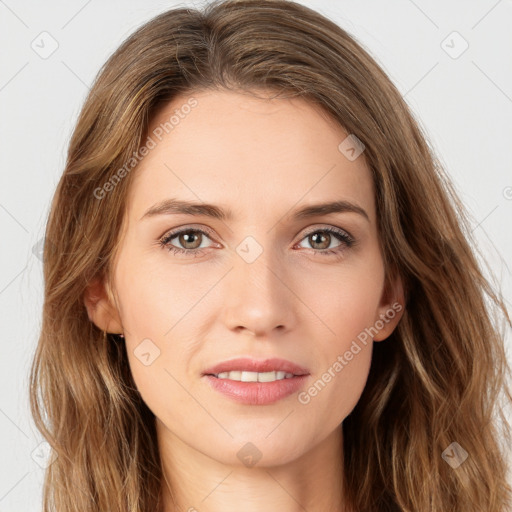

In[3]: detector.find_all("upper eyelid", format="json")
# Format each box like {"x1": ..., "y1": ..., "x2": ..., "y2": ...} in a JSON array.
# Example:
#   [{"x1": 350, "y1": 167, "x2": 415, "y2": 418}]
[{"x1": 160, "y1": 224, "x2": 217, "y2": 241}]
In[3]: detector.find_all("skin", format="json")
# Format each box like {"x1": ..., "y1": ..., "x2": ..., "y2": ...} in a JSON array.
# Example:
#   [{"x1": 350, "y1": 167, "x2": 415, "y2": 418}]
[{"x1": 84, "y1": 88, "x2": 404, "y2": 512}]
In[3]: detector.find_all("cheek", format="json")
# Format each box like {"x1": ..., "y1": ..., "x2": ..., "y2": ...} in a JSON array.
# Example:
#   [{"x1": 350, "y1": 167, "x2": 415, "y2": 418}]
[
  {"x1": 114, "y1": 251, "x2": 207, "y2": 340},
  {"x1": 298, "y1": 255, "x2": 385, "y2": 342},
  {"x1": 297, "y1": 334, "x2": 373, "y2": 437},
  {"x1": 113, "y1": 256, "x2": 214, "y2": 419},
  {"x1": 294, "y1": 257, "x2": 383, "y2": 423}
]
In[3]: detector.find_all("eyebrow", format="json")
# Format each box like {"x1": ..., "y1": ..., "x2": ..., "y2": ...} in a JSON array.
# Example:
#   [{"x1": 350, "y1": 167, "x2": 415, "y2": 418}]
[{"x1": 140, "y1": 198, "x2": 369, "y2": 222}]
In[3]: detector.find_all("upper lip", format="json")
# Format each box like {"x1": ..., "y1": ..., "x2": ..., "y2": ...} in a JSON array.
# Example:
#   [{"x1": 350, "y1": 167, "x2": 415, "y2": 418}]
[{"x1": 203, "y1": 357, "x2": 310, "y2": 376}]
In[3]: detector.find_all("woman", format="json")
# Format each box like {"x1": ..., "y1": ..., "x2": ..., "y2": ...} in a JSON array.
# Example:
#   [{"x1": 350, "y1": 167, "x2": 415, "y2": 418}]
[{"x1": 29, "y1": 0, "x2": 512, "y2": 510}]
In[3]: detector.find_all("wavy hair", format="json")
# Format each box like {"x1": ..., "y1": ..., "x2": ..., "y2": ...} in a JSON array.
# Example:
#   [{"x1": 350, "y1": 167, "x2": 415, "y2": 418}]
[{"x1": 29, "y1": 0, "x2": 512, "y2": 510}]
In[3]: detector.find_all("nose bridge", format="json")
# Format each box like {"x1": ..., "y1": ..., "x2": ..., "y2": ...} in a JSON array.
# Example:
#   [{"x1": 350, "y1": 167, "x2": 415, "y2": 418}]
[
  {"x1": 221, "y1": 233, "x2": 294, "y2": 335},
  {"x1": 237, "y1": 238, "x2": 280, "y2": 292}
]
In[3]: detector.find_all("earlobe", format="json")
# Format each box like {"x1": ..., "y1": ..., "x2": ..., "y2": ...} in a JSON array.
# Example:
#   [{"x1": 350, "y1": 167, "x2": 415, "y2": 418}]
[
  {"x1": 373, "y1": 273, "x2": 405, "y2": 342},
  {"x1": 83, "y1": 276, "x2": 123, "y2": 334}
]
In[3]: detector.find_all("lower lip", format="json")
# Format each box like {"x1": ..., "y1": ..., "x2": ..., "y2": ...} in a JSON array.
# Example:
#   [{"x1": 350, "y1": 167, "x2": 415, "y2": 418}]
[{"x1": 203, "y1": 374, "x2": 309, "y2": 405}]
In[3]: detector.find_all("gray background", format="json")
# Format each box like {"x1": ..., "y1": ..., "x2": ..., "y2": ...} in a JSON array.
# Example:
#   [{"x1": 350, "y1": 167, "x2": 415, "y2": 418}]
[{"x1": 1, "y1": 0, "x2": 511, "y2": 509}]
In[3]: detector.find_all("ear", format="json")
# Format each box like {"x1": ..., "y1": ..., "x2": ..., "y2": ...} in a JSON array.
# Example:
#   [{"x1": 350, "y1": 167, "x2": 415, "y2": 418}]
[
  {"x1": 372, "y1": 271, "x2": 405, "y2": 342},
  {"x1": 83, "y1": 275, "x2": 123, "y2": 334}
]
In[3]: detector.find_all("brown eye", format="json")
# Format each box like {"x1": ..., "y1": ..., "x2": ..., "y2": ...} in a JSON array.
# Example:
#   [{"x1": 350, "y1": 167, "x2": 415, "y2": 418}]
[
  {"x1": 159, "y1": 228, "x2": 214, "y2": 256},
  {"x1": 308, "y1": 232, "x2": 331, "y2": 250},
  {"x1": 176, "y1": 231, "x2": 203, "y2": 250},
  {"x1": 297, "y1": 227, "x2": 354, "y2": 255}
]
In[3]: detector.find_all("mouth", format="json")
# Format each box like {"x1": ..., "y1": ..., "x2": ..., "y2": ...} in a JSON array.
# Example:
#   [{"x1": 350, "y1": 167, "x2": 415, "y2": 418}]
[
  {"x1": 202, "y1": 356, "x2": 310, "y2": 380},
  {"x1": 202, "y1": 357, "x2": 310, "y2": 405},
  {"x1": 208, "y1": 370, "x2": 299, "y2": 382}
]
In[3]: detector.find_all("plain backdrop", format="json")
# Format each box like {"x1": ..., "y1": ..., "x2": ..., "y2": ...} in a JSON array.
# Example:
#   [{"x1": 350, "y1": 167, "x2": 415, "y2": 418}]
[{"x1": 1, "y1": 0, "x2": 511, "y2": 509}]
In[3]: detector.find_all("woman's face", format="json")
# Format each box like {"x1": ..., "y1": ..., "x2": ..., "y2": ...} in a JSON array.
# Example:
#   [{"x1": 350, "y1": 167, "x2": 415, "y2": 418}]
[{"x1": 89, "y1": 88, "x2": 402, "y2": 467}]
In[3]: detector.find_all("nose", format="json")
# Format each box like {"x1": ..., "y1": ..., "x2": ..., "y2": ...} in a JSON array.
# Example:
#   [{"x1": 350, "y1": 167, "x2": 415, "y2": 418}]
[{"x1": 220, "y1": 241, "x2": 298, "y2": 337}]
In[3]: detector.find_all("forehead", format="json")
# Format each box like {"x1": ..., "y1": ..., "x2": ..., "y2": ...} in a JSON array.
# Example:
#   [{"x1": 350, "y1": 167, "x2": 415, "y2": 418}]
[{"x1": 127, "y1": 89, "x2": 374, "y2": 223}]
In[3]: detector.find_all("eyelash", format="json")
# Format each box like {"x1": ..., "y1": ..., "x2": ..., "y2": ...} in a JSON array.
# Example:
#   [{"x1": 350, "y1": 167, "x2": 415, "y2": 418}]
[{"x1": 158, "y1": 225, "x2": 355, "y2": 259}]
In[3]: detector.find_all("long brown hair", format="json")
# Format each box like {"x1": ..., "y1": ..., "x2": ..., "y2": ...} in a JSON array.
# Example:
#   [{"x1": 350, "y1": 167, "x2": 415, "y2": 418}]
[{"x1": 29, "y1": 0, "x2": 512, "y2": 510}]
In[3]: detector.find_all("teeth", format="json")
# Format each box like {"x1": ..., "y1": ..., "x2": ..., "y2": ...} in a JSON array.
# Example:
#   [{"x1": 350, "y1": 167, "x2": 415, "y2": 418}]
[{"x1": 215, "y1": 370, "x2": 295, "y2": 382}]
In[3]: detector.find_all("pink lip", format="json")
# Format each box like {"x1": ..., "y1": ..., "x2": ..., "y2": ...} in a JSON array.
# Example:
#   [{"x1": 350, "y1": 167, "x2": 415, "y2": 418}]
[
  {"x1": 202, "y1": 357, "x2": 309, "y2": 376},
  {"x1": 202, "y1": 357, "x2": 310, "y2": 405}
]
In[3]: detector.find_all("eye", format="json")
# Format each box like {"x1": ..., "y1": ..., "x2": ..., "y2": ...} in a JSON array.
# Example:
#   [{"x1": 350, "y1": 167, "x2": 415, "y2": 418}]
[
  {"x1": 159, "y1": 227, "x2": 216, "y2": 257},
  {"x1": 158, "y1": 225, "x2": 356, "y2": 258},
  {"x1": 295, "y1": 226, "x2": 355, "y2": 256}
]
